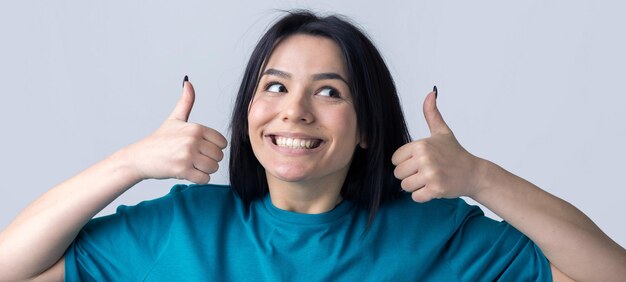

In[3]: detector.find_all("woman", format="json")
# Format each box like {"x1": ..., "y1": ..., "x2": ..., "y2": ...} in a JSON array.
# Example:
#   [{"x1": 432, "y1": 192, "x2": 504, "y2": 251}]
[{"x1": 1, "y1": 10, "x2": 624, "y2": 281}]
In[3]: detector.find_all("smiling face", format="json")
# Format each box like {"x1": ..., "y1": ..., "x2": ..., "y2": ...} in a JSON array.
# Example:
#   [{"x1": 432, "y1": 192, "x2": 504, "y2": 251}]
[{"x1": 248, "y1": 34, "x2": 361, "y2": 191}]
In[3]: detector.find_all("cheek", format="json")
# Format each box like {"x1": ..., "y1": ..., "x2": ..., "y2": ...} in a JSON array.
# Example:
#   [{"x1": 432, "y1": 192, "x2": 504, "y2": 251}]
[
  {"x1": 247, "y1": 98, "x2": 273, "y2": 134},
  {"x1": 324, "y1": 107, "x2": 359, "y2": 143}
]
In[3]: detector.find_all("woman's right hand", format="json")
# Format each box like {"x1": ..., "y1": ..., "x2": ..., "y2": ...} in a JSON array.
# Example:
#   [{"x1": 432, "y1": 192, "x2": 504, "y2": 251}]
[
  {"x1": 121, "y1": 78, "x2": 228, "y2": 184},
  {"x1": 0, "y1": 77, "x2": 228, "y2": 281}
]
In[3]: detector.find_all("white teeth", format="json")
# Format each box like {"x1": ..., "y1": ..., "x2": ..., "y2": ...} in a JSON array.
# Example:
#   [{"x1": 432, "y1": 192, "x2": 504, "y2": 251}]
[{"x1": 275, "y1": 136, "x2": 319, "y2": 149}]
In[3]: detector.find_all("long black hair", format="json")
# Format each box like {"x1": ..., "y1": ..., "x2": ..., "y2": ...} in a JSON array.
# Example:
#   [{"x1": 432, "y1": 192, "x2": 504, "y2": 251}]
[{"x1": 229, "y1": 10, "x2": 411, "y2": 225}]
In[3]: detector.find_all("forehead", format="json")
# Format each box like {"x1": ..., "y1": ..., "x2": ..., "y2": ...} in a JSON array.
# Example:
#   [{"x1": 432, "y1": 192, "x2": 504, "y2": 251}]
[{"x1": 264, "y1": 34, "x2": 348, "y2": 79}]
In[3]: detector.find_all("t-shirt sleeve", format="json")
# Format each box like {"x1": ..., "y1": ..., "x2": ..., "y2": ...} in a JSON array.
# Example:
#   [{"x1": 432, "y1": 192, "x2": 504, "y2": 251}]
[
  {"x1": 443, "y1": 199, "x2": 552, "y2": 281},
  {"x1": 64, "y1": 185, "x2": 182, "y2": 281}
]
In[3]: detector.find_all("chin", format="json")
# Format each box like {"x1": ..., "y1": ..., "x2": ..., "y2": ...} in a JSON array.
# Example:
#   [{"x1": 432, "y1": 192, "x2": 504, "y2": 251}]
[{"x1": 266, "y1": 166, "x2": 314, "y2": 183}]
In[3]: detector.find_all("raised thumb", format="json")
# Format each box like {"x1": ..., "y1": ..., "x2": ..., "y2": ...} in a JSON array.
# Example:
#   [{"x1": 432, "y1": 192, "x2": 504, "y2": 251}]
[
  {"x1": 423, "y1": 89, "x2": 451, "y2": 135},
  {"x1": 168, "y1": 76, "x2": 195, "y2": 121}
]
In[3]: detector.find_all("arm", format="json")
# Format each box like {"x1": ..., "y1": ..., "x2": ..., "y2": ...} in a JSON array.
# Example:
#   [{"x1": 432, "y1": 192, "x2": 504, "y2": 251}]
[
  {"x1": 472, "y1": 159, "x2": 626, "y2": 281},
  {"x1": 0, "y1": 79, "x2": 227, "y2": 281},
  {"x1": 392, "y1": 90, "x2": 626, "y2": 281},
  {"x1": 0, "y1": 151, "x2": 141, "y2": 281}
]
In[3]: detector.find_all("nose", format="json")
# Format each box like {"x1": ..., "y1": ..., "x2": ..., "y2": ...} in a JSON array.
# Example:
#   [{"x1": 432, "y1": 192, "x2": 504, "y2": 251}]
[{"x1": 280, "y1": 90, "x2": 314, "y2": 124}]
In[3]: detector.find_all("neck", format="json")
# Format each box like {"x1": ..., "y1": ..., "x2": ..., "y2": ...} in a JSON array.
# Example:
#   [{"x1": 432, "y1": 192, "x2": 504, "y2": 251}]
[{"x1": 266, "y1": 174, "x2": 345, "y2": 214}]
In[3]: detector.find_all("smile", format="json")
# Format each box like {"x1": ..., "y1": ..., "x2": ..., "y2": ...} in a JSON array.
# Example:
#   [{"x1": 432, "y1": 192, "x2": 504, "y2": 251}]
[{"x1": 271, "y1": 135, "x2": 323, "y2": 149}]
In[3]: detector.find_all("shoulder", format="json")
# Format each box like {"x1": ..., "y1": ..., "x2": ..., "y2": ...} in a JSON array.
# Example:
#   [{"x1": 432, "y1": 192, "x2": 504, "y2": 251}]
[
  {"x1": 143, "y1": 183, "x2": 237, "y2": 203},
  {"x1": 381, "y1": 193, "x2": 482, "y2": 222},
  {"x1": 167, "y1": 183, "x2": 235, "y2": 201},
  {"x1": 67, "y1": 184, "x2": 242, "y2": 280},
  {"x1": 110, "y1": 183, "x2": 242, "y2": 222},
  {"x1": 374, "y1": 193, "x2": 485, "y2": 238},
  {"x1": 154, "y1": 183, "x2": 242, "y2": 212}
]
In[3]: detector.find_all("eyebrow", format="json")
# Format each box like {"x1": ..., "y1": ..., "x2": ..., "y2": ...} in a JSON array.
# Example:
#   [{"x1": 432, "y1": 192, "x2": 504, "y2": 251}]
[{"x1": 263, "y1": 68, "x2": 349, "y2": 85}]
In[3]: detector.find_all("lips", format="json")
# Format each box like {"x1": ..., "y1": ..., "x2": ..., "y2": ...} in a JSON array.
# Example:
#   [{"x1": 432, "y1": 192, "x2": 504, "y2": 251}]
[{"x1": 269, "y1": 135, "x2": 323, "y2": 149}]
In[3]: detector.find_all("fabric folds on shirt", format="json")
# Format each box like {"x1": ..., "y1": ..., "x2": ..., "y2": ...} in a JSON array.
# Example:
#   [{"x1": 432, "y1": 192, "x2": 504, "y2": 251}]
[{"x1": 65, "y1": 184, "x2": 551, "y2": 281}]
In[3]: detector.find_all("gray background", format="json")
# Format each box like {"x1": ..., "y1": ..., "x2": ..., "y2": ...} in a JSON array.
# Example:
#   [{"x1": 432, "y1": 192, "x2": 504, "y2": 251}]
[{"x1": 1, "y1": 1, "x2": 624, "y2": 247}]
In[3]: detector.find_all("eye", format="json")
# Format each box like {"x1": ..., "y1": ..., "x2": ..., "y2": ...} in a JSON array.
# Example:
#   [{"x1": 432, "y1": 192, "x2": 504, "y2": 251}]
[
  {"x1": 317, "y1": 87, "x2": 341, "y2": 98},
  {"x1": 265, "y1": 82, "x2": 287, "y2": 93}
]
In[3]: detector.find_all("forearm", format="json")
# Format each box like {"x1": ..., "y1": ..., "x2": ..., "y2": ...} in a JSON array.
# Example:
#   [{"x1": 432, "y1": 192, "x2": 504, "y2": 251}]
[
  {"x1": 0, "y1": 148, "x2": 141, "y2": 280},
  {"x1": 472, "y1": 160, "x2": 626, "y2": 281}
]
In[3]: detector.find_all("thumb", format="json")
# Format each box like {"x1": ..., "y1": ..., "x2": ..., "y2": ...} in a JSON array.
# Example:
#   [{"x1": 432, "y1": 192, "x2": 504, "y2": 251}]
[
  {"x1": 168, "y1": 76, "x2": 195, "y2": 121},
  {"x1": 423, "y1": 87, "x2": 452, "y2": 135}
]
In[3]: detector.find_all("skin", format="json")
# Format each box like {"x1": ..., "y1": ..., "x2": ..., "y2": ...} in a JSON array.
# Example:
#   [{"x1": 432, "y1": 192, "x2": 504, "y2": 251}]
[
  {"x1": 393, "y1": 91, "x2": 626, "y2": 280},
  {"x1": 247, "y1": 34, "x2": 363, "y2": 214},
  {"x1": 0, "y1": 80, "x2": 228, "y2": 281},
  {"x1": 0, "y1": 34, "x2": 624, "y2": 280}
]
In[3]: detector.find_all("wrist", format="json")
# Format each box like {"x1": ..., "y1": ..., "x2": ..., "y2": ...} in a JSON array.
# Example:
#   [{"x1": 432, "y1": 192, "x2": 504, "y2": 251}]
[
  {"x1": 469, "y1": 158, "x2": 501, "y2": 201},
  {"x1": 107, "y1": 147, "x2": 145, "y2": 187}
]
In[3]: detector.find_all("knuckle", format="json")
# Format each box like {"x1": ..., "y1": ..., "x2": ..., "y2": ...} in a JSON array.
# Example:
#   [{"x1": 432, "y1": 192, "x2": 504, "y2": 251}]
[
  {"x1": 187, "y1": 124, "x2": 204, "y2": 136},
  {"x1": 179, "y1": 149, "x2": 193, "y2": 160},
  {"x1": 431, "y1": 168, "x2": 444, "y2": 182},
  {"x1": 423, "y1": 169, "x2": 436, "y2": 181},
  {"x1": 182, "y1": 136, "x2": 198, "y2": 147},
  {"x1": 414, "y1": 140, "x2": 429, "y2": 150},
  {"x1": 411, "y1": 143, "x2": 429, "y2": 157},
  {"x1": 207, "y1": 162, "x2": 219, "y2": 174},
  {"x1": 173, "y1": 165, "x2": 187, "y2": 177},
  {"x1": 417, "y1": 154, "x2": 432, "y2": 165}
]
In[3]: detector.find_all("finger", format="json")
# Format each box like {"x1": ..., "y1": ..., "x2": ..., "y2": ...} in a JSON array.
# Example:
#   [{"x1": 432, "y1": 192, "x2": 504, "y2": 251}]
[
  {"x1": 423, "y1": 90, "x2": 452, "y2": 135},
  {"x1": 393, "y1": 157, "x2": 419, "y2": 179},
  {"x1": 192, "y1": 155, "x2": 219, "y2": 175},
  {"x1": 411, "y1": 188, "x2": 435, "y2": 203},
  {"x1": 182, "y1": 167, "x2": 211, "y2": 184},
  {"x1": 201, "y1": 127, "x2": 228, "y2": 149},
  {"x1": 183, "y1": 123, "x2": 228, "y2": 149},
  {"x1": 168, "y1": 76, "x2": 196, "y2": 121},
  {"x1": 391, "y1": 142, "x2": 414, "y2": 166},
  {"x1": 198, "y1": 140, "x2": 225, "y2": 162},
  {"x1": 400, "y1": 173, "x2": 426, "y2": 192}
]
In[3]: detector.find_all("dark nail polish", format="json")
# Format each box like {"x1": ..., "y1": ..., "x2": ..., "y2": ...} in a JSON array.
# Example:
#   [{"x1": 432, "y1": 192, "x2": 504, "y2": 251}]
[
  {"x1": 433, "y1": 85, "x2": 438, "y2": 99},
  {"x1": 183, "y1": 75, "x2": 189, "y2": 87}
]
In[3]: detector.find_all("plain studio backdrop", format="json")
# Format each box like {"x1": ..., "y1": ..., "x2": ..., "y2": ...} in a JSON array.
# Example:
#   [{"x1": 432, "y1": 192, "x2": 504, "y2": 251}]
[{"x1": 1, "y1": 1, "x2": 624, "y2": 248}]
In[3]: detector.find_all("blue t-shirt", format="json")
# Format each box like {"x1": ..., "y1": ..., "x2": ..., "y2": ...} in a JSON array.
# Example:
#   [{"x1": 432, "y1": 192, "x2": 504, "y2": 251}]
[{"x1": 65, "y1": 184, "x2": 551, "y2": 281}]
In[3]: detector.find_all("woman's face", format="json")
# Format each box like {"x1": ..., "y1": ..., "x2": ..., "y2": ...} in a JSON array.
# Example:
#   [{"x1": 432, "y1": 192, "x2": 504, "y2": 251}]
[{"x1": 248, "y1": 34, "x2": 361, "y2": 188}]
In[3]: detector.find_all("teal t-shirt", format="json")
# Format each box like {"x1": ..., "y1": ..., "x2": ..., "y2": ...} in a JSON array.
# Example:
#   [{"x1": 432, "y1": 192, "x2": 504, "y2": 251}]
[{"x1": 65, "y1": 184, "x2": 551, "y2": 281}]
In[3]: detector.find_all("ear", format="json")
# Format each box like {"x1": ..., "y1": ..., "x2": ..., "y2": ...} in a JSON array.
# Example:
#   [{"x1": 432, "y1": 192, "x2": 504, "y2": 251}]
[{"x1": 358, "y1": 133, "x2": 368, "y2": 149}]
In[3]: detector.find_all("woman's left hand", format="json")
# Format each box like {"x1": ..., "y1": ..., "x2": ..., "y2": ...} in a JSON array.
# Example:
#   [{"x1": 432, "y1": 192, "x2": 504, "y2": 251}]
[
  {"x1": 391, "y1": 90, "x2": 487, "y2": 203},
  {"x1": 393, "y1": 90, "x2": 626, "y2": 281}
]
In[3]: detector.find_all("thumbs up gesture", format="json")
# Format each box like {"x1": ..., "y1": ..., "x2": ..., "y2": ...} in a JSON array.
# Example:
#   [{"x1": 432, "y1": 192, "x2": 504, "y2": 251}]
[
  {"x1": 391, "y1": 89, "x2": 485, "y2": 203},
  {"x1": 122, "y1": 77, "x2": 228, "y2": 184}
]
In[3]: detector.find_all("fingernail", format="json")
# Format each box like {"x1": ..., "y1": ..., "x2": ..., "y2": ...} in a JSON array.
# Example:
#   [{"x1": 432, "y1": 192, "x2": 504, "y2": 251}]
[
  {"x1": 183, "y1": 75, "x2": 189, "y2": 88},
  {"x1": 433, "y1": 85, "x2": 438, "y2": 99}
]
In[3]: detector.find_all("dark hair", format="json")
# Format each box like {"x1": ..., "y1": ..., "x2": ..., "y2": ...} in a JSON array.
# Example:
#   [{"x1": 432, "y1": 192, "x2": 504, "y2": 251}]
[{"x1": 229, "y1": 10, "x2": 411, "y2": 225}]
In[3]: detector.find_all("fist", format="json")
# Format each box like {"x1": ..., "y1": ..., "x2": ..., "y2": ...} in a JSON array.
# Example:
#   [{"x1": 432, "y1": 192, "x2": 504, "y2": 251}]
[
  {"x1": 391, "y1": 90, "x2": 484, "y2": 203},
  {"x1": 123, "y1": 78, "x2": 228, "y2": 184}
]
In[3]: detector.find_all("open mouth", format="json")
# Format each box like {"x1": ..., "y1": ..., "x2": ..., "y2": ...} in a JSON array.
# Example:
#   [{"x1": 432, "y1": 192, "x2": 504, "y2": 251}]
[{"x1": 270, "y1": 135, "x2": 323, "y2": 149}]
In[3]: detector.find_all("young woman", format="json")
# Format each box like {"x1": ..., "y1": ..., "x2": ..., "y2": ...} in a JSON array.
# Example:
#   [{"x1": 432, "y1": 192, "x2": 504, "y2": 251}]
[{"x1": 1, "y1": 10, "x2": 625, "y2": 281}]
